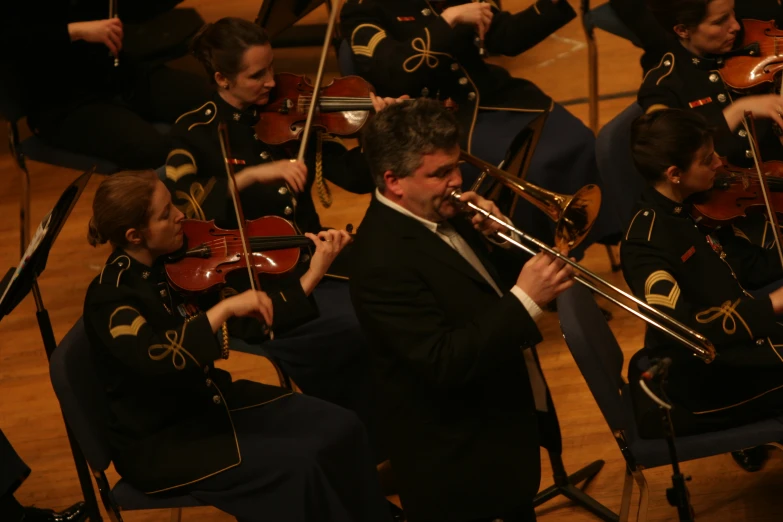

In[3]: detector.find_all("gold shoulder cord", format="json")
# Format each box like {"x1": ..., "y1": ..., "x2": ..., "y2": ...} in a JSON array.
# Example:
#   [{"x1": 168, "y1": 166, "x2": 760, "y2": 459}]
[
  {"x1": 315, "y1": 131, "x2": 333, "y2": 208},
  {"x1": 221, "y1": 322, "x2": 230, "y2": 359}
]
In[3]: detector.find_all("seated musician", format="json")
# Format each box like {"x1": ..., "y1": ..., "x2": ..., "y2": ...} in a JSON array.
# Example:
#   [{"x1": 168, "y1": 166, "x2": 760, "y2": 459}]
[
  {"x1": 1, "y1": 0, "x2": 210, "y2": 169},
  {"x1": 83, "y1": 170, "x2": 391, "y2": 521},
  {"x1": 340, "y1": 0, "x2": 621, "y2": 255},
  {"x1": 164, "y1": 17, "x2": 400, "y2": 449},
  {"x1": 622, "y1": 109, "x2": 783, "y2": 467},
  {"x1": 350, "y1": 98, "x2": 574, "y2": 522},
  {"x1": 608, "y1": 0, "x2": 780, "y2": 73},
  {"x1": 641, "y1": 0, "x2": 783, "y2": 169}
]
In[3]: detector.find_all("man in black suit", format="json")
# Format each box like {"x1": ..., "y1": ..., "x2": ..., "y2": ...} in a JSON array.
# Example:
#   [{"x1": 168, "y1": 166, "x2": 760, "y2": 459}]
[{"x1": 349, "y1": 99, "x2": 574, "y2": 522}]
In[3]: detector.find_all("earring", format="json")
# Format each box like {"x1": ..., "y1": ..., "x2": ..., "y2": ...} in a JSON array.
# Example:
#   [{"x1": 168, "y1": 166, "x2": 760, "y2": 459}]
[{"x1": 674, "y1": 180, "x2": 680, "y2": 184}]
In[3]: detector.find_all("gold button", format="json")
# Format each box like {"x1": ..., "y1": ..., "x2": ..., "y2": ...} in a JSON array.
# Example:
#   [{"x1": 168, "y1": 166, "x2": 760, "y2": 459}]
[
  {"x1": 663, "y1": 60, "x2": 671, "y2": 66},
  {"x1": 206, "y1": 378, "x2": 212, "y2": 387},
  {"x1": 717, "y1": 93, "x2": 727, "y2": 103},
  {"x1": 212, "y1": 395, "x2": 221, "y2": 404},
  {"x1": 757, "y1": 339, "x2": 766, "y2": 346},
  {"x1": 204, "y1": 365, "x2": 210, "y2": 374},
  {"x1": 450, "y1": 63, "x2": 459, "y2": 71},
  {"x1": 284, "y1": 206, "x2": 293, "y2": 216},
  {"x1": 739, "y1": 129, "x2": 748, "y2": 138},
  {"x1": 458, "y1": 77, "x2": 468, "y2": 86},
  {"x1": 746, "y1": 150, "x2": 753, "y2": 158},
  {"x1": 467, "y1": 92, "x2": 476, "y2": 101},
  {"x1": 278, "y1": 186, "x2": 288, "y2": 195},
  {"x1": 260, "y1": 151, "x2": 271, "y2": 160},
  {"x1": 709, "y1": 73, "x2": 719, "y2": 83},
  {"x1": 205, "y1": 109, "x2": 212, "y2": 116},
  {"x1": 421, "y1": 8, "x2": 431, "y2": 16}
]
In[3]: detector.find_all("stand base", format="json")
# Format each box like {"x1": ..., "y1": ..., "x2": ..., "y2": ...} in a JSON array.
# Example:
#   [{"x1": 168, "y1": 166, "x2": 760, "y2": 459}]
[{"x1": 533, "y1": 460, "x2": 618, "y2": 521}]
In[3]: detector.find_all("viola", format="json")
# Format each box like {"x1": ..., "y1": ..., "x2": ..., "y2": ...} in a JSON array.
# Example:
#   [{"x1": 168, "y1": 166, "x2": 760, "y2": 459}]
[
  {"x1": 720, "y1": 19, "x2": 783, "y2": 92},
  {"x1": 255, "y1": 73, "x2": 376, "y2": 145},
  {"x1": 164, "y1": 216, "x2": 313, "y2": 293},
  {"x1": 690, "y1": 159, "x2": 783, "y2": 227}
]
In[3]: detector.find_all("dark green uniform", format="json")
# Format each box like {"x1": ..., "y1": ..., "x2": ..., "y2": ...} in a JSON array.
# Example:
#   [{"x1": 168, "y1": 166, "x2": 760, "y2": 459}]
[
  {"x1": 83, "y1": 250, "x2": 391, "y2": 521},
  {"x1": 621, "y1": 187, "x2": 783, "y2": 436}
]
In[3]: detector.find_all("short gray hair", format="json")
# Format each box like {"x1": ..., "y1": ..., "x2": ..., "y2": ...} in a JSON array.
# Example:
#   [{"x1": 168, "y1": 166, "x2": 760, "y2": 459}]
[{"x1": 361, "y1": 98, "x2": 461, "y2": 191}]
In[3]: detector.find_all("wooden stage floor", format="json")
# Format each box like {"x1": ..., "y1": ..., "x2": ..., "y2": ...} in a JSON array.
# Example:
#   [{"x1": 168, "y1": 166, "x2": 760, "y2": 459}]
[{"x1": 1, "y1": 1, "x2": 781, "y2": 520}]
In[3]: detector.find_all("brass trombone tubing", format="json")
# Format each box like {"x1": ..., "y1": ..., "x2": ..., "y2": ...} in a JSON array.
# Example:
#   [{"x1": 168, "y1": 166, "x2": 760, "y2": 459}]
[{"x1": 451, "y1": 190, "x2": 716, "y2": 363}]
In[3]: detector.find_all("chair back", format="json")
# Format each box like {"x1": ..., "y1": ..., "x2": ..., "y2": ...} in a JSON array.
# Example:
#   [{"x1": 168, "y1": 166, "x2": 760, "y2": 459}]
[
  {"x1": 337, "y1": 39, "x2": 358, "y2": 77},
  {"x1": 557, "y1": 285, "x2": 629, "y2": 432},
  {"x1": 596, "y1": 102, "x2": 645, "y2": 231},
  {"x1": 0, "y1": 64, "x2": 28, "y2": 124},
  {"x1": 50, "y1": 318, "x2": 114, "y2": 472}
]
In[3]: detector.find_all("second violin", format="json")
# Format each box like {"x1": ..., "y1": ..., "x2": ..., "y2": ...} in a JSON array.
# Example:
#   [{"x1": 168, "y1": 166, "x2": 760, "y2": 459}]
[{"x1": 255, "y1": 73, "x2": 376, "y2": 145}]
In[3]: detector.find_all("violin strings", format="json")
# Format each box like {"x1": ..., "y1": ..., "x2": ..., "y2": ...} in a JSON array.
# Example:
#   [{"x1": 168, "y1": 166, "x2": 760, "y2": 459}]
[{"x1": 191, "y1": 236, "x2": 312, "y2": 250}]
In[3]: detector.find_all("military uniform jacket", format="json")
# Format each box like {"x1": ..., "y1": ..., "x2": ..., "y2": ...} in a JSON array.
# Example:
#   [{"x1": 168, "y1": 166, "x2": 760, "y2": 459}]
[
  {"x1": 341, "y1": 0, "x2": 575, "y2": 152},
  {"x1": 166, "y1": 93, "x2": 374, "y2": 234},
  {"x1": 638, "y1": 38, "x2": 783, "y2": 168},
  {"x1": 621, "y1": 187, "x2": 783, "y2": 417},
  {"x1": 83, "y1": 250, "x2": 296, "y2": 494}
]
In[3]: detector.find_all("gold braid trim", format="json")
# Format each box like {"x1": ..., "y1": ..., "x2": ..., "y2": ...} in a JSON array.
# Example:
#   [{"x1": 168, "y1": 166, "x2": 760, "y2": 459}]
[
  {"x1": 221, "y1": 322, "x2": 230, "y2": 359},
  {"x1": 695, "y1": 299, "x2": 753, "y2": 337},
  {"x1": 315, "y1": 131, "x2": 333, "y2": 208}
]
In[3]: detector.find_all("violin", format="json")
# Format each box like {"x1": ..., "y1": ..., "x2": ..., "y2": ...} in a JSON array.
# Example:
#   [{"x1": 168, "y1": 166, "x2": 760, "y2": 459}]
[
  {"x1": 691, "y1": 158, "x2": 783, "y2": 227},
  {"x1": 255, "y1": 73, "x2": 376, "y2": 145},
  {"x1": 164, "y1": 216, "x2": 313, "y2": 293},
  {"x1": 720, "y1": 19, "x2": 783, "y2": 92}
]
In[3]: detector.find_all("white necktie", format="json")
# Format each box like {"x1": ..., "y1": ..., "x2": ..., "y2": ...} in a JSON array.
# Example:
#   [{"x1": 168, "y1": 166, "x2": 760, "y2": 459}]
[{"x1": 436, "y1": 223, "x2": 548, "y2": 412}]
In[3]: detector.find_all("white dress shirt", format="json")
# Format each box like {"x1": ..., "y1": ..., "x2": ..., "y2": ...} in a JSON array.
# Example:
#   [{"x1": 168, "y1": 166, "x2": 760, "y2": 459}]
[{"x1": 375, "y1": 189, "x2": 549, "y2": 411}]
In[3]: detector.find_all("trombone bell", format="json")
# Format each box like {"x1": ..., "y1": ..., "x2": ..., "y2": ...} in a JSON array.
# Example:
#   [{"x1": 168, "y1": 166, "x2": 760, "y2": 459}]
[{"x1": 461, "y1": 151, "x2": 601, "y2": 252}]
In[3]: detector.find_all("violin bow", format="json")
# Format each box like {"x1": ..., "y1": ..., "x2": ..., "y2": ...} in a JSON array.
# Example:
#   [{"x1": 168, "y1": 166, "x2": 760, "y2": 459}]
[
  {"x1": 295, "y1": 0, "x2": 340, "y2": 164},
  {"x1": 109, "y1": 0, "x2": 119, "y2": 67},
  {"x1": 217, "y1": 121, "x2": 273, "y2": 337},
  {"x1": 741, "y1": 111, "x2": 783, "y2": 268}
]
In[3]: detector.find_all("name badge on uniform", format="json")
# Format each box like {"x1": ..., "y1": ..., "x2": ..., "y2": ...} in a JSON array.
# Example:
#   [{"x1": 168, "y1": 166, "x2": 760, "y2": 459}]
[
  {"x1": 397, "y1": 16, "x2": 416, "y2": 21},
  {"x1": 688, "y1": 97, "x2": 713, "y2": 108},
  {"x1": 681, "y1": 246, "x2": 696, "y2": 262}
]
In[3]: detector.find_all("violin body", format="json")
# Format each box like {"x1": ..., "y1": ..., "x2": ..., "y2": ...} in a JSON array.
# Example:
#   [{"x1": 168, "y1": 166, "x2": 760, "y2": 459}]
[
  {"x1": 165, "y1": 216, "x2": 312, "y2": 293},
  {"x1": 255, "y1": 73, "x2": 375, "y2": 145},
  {"x1": 721, "y1": 19, "x2": 783, "y2": 92},
  {"x1": 691, "y1": 160, "x2": 783, "y2": 227}
]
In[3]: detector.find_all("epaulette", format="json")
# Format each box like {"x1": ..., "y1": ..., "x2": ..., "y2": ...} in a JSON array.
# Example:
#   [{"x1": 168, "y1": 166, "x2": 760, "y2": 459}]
[
  {"x1": 174, "y1": 101, "x2": 217, "y2": 132},
  {"x1": 625, "y1": 209, "x2": 656, "y2": 242},
  {"x1": 98, "y1": 255, "x2": 132, "y2": 288},
  {"x1": 642, "y1": 52, "x2": 675, "y2": 89}
]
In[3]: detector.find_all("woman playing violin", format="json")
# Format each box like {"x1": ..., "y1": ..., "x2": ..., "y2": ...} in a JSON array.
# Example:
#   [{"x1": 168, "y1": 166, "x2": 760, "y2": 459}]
[
  {"x1": 164, "y1": 17, "x2": 392, "y2": 463},
  {"x1": 641, "y1": 0, "x2": 783, "y2": 168},
  {"x1": 622, "y1": 109, "x2": 783, "y2": 466},
  {"x1": 83, "y1": 170, "x2": 391, "y2": 521}
]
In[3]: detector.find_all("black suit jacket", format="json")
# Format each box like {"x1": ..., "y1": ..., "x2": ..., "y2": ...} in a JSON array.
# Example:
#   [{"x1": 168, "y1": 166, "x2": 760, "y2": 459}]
[{"x1": 350, "y1": 196, "x2": 543, "y2": 522}]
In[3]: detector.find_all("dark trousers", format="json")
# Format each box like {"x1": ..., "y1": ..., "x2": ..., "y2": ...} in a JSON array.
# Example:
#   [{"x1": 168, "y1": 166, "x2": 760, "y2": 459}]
[
  {"x1": 463, "y1": 104, "x2": 622, "y2": 258},
  {"x1": 29, "y1": 64, "x2": 211, "y2": 170},
  {"x1": 187, "y1": 394, "x2": 392, "y2": 522},
  {"x1": 0, "y1": 428, "x2": 29, "y2": 522},
  {"x1": 229, "y1": 279, "x2": 383, "y2": 462}
]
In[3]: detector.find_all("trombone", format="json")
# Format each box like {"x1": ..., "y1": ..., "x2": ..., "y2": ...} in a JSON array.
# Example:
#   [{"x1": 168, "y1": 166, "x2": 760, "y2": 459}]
[{"x1": 454, "y1": 151, "x2": 716, "y2": 363}]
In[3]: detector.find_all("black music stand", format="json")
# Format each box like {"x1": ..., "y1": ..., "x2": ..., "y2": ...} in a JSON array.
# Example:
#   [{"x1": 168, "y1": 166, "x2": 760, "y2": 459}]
[
  {"x1": 255, "y1": 0, "x2": 340, "y2": 48},
  {"x1": 0, "y1": 169, "x2": 102, "y2": 522}
]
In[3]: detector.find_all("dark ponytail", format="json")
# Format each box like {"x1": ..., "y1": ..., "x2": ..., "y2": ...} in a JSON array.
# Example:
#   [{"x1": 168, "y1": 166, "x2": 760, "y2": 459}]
[{"x1": 190, "y1": 17, "x2": 271, "y2": 84}]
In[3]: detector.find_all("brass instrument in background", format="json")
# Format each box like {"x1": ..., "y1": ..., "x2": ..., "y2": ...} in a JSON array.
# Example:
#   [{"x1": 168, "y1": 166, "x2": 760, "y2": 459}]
[{"x1": 451, "y1": 157, "x2": 717, "y2": 364}]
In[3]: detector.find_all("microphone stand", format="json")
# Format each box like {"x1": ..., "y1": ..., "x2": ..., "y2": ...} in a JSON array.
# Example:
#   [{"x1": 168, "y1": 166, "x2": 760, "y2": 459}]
[{"x1": 639, "y1": 359, "x2": 695, "y2": 522}]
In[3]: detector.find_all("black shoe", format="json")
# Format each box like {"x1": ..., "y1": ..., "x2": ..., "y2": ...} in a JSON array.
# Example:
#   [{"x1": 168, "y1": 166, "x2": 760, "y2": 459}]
[
  {"x1": 387, "y1": 500, "x2": 405, "y2": 522},
  {"x1": 731, "y1": 446, "x2": 769, "y2": 472},
  {"x1": 22, "y1": 502, "x2": 86, "y2": 522}
]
